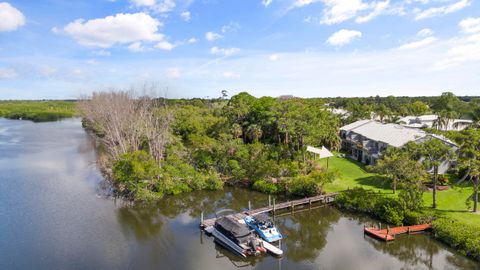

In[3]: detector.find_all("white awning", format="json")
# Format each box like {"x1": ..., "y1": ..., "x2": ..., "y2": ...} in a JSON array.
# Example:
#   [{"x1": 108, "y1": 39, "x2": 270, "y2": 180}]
[{"x1": 307, "y1": 146, "x2": 334, "y2": 159}]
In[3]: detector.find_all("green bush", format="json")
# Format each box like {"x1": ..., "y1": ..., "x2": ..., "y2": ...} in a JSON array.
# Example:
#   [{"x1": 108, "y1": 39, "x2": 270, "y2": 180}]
[
  {"x1": 335, "y1": 187, "x2": 379, "y2": 213},
  {"x1": 437, "y1": 174, "x2": 450, "y2": 185},
  {"x1": 286, "y1": 176, "x2": 318, "y2": 197},
  {"x1": 433, "y1": 218, "x2": 480, "y2": 260},
  {"x1": 372, "y1": 197, "x2": 404, "y2": 225},
  {"x1": 252, "y1": 180, "x2": 281, "y2": 194},
  {"x1": 403, "y1": 210, "x2": 435, "y2": 225}
]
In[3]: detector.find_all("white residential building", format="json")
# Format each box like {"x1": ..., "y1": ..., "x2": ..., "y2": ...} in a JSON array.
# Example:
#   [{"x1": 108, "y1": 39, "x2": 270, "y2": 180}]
[
  {"x1": 398, "y1": 115, "x2": 473, "y2": 131},
  {"x1": 340, "y1": 120, "x2": 457, "y2": 173}
]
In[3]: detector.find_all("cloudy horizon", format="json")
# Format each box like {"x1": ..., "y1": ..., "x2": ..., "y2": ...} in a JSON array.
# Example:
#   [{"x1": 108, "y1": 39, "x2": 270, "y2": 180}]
[{"x1": 0, "y1": 0, "x2": 479, "y2": 99}]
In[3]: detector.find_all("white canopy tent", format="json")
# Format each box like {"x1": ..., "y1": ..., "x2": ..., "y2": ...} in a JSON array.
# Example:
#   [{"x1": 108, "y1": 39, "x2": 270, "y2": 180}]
[{"x1": 306, "y1": 146, "x2": 334, "y2": 168}]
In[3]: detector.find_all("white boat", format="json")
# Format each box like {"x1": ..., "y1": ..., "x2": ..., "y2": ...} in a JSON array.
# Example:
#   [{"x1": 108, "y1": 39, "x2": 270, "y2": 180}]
[
  {"x1": 212, "y1": 216, "x2": 266, "y2": 257},
  {"x1": 262, "y1": 240, "x2": 284, "y2": 257}
]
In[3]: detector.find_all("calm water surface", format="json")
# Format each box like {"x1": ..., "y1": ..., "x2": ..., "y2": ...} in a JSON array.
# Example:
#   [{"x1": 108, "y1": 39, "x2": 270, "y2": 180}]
[{"x1": 0, "y1": 118, "x2": 478, "y2": 270}]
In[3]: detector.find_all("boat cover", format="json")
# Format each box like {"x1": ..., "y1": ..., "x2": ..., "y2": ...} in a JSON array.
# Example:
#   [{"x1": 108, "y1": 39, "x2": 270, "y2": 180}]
[{"x1": 215, "y1": 217, "x2": 251, "y2": 238}]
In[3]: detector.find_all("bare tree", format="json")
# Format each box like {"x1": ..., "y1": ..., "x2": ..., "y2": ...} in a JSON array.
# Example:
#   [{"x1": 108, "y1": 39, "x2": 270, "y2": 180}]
[{"x1": 78, "y1": 87, "x2": 172, "y2": 162}]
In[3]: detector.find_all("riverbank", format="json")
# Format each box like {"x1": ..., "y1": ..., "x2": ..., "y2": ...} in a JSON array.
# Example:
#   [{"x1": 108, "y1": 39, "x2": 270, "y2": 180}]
[
  {"x1": 0, "y1": 100, "x2": 77, "y2": 122},
  {"x1": 320, "y1": 154, "x2": 480, "y2": 261}
]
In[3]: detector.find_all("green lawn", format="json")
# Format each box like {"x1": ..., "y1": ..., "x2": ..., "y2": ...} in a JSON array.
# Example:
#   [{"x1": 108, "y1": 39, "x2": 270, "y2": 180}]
[
  {"x1": 319, "y1": 153, "x2": 480, "y2": 225},
  {"x1": 320, "y1": 153, "x2": 391, "y2": 193}
]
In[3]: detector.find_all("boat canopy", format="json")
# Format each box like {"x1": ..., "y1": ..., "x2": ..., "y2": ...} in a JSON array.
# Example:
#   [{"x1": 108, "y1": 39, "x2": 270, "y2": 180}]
[
  {"x1": 254, "y1": 214, "x2": 271, "y2": 223},
  {"x1": 215, "y1": 217, "x2": 252, "y2": 239}
]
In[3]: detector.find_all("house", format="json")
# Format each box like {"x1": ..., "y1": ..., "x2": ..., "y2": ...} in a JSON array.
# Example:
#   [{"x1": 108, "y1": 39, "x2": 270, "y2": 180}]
[
  {"x1": 340, "y1": 120, "x2": 457, "y2": 173},
  {"x1": 398, "y1": 115, "x2": 473, "y2": 131}
]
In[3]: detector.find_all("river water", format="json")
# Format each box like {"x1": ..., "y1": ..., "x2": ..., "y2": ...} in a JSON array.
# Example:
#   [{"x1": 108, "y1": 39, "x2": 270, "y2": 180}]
[{"x1": 0, "y1": 118, "x2": 478, "y2": 270}]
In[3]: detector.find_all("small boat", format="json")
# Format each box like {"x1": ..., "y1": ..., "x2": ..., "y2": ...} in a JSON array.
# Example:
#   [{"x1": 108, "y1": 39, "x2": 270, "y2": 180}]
[
  {"x1": 244, "y1": 214, "x2": 283, "y2": 243},
  {"x1": 212, "y1": 216, "x2": 267, "y2": 258}
]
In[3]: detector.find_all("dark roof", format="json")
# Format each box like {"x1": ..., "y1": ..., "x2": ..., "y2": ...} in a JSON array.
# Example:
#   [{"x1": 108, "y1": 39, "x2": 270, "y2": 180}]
[{"x1": 215, "y1": 217, "x2": 251, "y2": 238}]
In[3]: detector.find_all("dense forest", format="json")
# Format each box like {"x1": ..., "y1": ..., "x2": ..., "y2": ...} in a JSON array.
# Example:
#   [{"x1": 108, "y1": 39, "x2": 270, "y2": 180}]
[{"x1": 80, "y1": 91, "x2": 341, "y2": 201}]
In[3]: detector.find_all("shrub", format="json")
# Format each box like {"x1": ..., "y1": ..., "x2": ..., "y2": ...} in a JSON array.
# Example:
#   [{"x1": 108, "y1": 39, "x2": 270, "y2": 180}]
[
  {"x1": 252, "y1": 180, "x2": 281, "y2": 194},
  {"x1": 437, "y1": 174, "x2": 450, "y2": 185},
  {"x1": 403, "y1": 210, "x2": 435, "y2": 225},
  {"x1": 286, "y1": 176, "x2": 318, "y2": 197},
  {"x1": 335, "y1": 187, "x2": 379, "y2": 213},
  {"x1": 373, "y1": 197, "x2": 404, "y2": 225},
  {"x1": 433, "y1": 218, "x2": 480, "y2": 260}
]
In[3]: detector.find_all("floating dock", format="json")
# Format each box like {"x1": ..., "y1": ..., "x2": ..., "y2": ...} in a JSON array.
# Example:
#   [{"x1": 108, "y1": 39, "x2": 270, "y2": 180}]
[
  {"x1": 364, "y1": 224, "x2": 432, "y2": 242},
  {"x1": 200, "y1": 193, "x2": 339, "y2": 229}
]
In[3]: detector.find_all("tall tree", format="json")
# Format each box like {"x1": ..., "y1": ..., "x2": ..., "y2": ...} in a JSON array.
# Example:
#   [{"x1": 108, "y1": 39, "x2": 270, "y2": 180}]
[
  {"x1": 407, "y1": 139, "x2": 453, "y2": 209},
  {"x1": 456, "y1": 129, "x2": 480, "y2": 212},
  {"x1": 369, "y1": 147, "x2": 426, "y2": 194}
]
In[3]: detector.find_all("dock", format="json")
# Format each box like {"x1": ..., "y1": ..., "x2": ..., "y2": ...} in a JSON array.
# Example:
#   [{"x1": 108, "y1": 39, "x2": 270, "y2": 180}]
[
  {"x1": 364, "y1": 224, "x2": 432, "y2": 241},
  {"x1": 200, "y1": 192, "x2": 339, "y2": 229}
]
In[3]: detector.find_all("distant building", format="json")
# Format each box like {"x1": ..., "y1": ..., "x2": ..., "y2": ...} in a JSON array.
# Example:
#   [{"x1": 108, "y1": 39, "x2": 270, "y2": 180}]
[
  {"x1": 328, "y1": 107, "x2": 351, "y2": 119},
  {"x1": 398, "y1": 115, "x2": 473, "y2": 131},
  {"x1": 340, "y1": 120, "x2": 457, "y2": 173}
]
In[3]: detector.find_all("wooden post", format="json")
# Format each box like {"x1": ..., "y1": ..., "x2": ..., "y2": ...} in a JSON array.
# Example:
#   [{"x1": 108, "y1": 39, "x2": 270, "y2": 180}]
[
  {"x1": 408, "y1": 227, "x2": 410, "y2": 235},
  {"x1": 273, "y1": 198, "x2": 276, "y2": 216},
  {"x1": 248, "y1": 200, "x2": 251, "y2": 211},
  {"x1": 269, "y1": 195, "x2": 271, "y2": 207},
  {"x1": 291, "y1": 201, "x2": 294, "y2": 213},
  {"x1": 200, "y1": 211, "x2": 204, "y2": 226},
  {"x1": 309, "y1": 199, "x2": 312, "y2": 210}
]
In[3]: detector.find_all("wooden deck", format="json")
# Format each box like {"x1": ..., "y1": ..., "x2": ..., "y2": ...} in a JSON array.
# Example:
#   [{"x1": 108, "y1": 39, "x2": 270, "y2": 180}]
[
  {"x1": 200, "y1": 192, "x2": 339, "y2": 229},
  {"x1": 364, "y1": 224, "x2": 432, "y2": 242}
]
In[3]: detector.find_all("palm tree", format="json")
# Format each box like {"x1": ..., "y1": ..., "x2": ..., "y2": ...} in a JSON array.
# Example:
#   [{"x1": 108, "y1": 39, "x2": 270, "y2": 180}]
[
  {"x1": 456, "y1": 129, "x2": 480, "y2": 212},
  {"x1": 246, "y1": 124, "x2": 263, "y2": 142}
]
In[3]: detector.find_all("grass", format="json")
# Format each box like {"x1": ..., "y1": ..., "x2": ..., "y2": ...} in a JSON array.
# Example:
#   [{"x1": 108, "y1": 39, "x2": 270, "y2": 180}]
[
  {"x1": 0, "y1": 100, "x2": 77, "y2": 122},
  {"x1": 319, "y1": 152, "x2": 480, "y2": 225},
  {"x1": 320, "y1": 153, "x2": 390, "y2": 193}
]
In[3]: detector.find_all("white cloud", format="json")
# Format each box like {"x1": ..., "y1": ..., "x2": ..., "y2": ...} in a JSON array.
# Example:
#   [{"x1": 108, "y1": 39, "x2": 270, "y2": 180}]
[
  {"x1": 187, "y1": 37, "x2": 197, "y2": 43},
  {"x1": 93, "y1": 50, "x2": 111, "y2": 56},
  {"x1": 355, "y1": 0, "x2": 390, "y2": 23},
  {"x1": 165, "y1": 67, "x2": 180, "y2": 78},
  {"x1": 180, "y1": 11, "x2": 191, "y2": 21},
  {"x1": 130, "y1": 0, "x2": 156, "y2": 6},
  {"x1": 399, "y1": 36, "x2": 437, "y2": 50},
  {"x1": 221, "y1": 22, "x2": 240, "y2": 33},
  {"x1": 320, "y1": 0, "x2": 369, "y2": 25},
  {"x1": 205, "y1": 31, "x2": 223, "y2": 41},
  {"x1": 417, "y1": 28, "x2": 434, "y2": 37},
  {"x1": 156, "y1": 41, "x2": 175, "y2": 50},
  {"x1": 0, "y1": 67, "x2": 17, "y2": 79},
  {"x1": 436, "y1": 18, "x2": 480, "y2": 68},
  {"x1": 0, "y1": 2, "x2": 25, "y2": 32},
  {"x1": 459, "y1": 17, "x2": 480, "y2": 34},
  {"x1": 63, "y1": 13, "x2": 163, "y2": 48},
  {"x1": 292, "y1": 0, "x2": 320, "y2": 8},
  {"x1": 128, "y1": 41, "x2": 147, "y2": 52},
  {"x1": 326, "y1": 29, "x2": 362, "y2": 46},
  {"x1": 210, "y1": 46, "x2": 240, "y2": 56},
  {"x1": 130, "y1": 0, "x2": 176, "y2": 13},
  {"x1": 415, "y1": 0, "x2": 471, "y2": 20},
  {"x1": 222, "y1": 71, "x2": 240, "y2": 78},
  {"x1": 269, "y1": 54, "x2": 281, "y2": 61},
  {"x1": 37, "y1": 65, "x2": 57, "y2": 77},
  {"x1": 262, "y1": 0, "x2": 273, "y2": 7}
]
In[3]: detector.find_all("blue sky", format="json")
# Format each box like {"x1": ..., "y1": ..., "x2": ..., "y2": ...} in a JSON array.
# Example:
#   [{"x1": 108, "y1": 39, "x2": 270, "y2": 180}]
[{"x1": 0, "y1": 0, "x2": 479, "y2": 99}]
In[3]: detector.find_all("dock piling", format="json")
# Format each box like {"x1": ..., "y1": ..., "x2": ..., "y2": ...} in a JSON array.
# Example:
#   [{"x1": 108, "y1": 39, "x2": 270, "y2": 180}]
[
  {"x1": 201, "y1": 211, "x2": 204, "y2": 226},
  {"x1": 269, "y1": 195, "x2": 271, "y2": 207},
  {"x1": 248, "y1": 201, "x2": 251, "y2": 211}
]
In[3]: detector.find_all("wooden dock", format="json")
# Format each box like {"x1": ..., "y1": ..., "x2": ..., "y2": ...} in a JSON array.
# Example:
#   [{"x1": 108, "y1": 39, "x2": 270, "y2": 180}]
[
  {"x1": 200, "y1": 192, "x2": 338, "y2": 229},
  {"x1": 364, "y1": 224, "x2": 432, "y2": 242}
]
